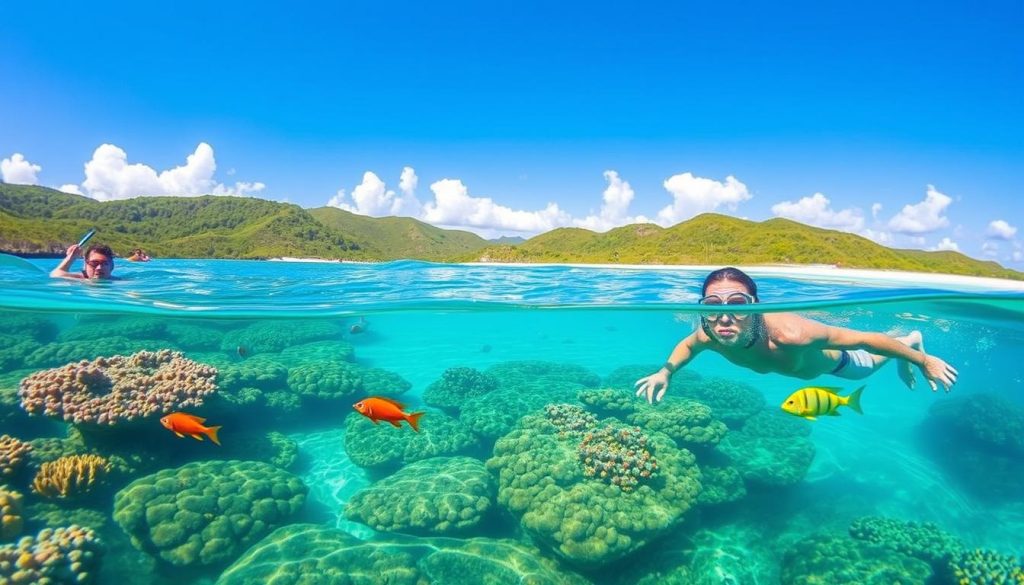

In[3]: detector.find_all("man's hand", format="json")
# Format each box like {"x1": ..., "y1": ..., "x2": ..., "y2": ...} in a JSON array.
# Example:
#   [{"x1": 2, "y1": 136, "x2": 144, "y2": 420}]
[
  {"x1": 920, "y1": 355, "x2": 958, "y2": 392},
  {"x1": 65, "y1": 244, "x2": 81, "y2": 258},
  {"x1": 634, "y1": 370, "x2": 670, "y2": 404}
]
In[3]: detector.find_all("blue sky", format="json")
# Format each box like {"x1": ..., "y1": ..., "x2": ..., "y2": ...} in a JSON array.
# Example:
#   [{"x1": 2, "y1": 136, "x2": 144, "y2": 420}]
[{"x1": 1, "y1": 0, "x2": 1022, "y2": 262}]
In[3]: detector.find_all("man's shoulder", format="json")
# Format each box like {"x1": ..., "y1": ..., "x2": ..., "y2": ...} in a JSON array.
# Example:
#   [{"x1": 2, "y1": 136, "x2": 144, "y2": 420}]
[{"x1": 765, "y1": 313, "x2": 818, "y2": 346}]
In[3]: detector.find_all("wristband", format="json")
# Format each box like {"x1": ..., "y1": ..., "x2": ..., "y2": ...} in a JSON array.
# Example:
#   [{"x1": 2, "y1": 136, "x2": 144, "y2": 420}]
[{"x1": 663, "y1": 361, "x2": 678, "y2": 374}]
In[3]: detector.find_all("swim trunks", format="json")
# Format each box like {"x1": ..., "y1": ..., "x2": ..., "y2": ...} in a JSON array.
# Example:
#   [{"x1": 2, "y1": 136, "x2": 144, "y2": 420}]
[{"x1": 831, "y1": 349, "x2": 875, "y2": 380}]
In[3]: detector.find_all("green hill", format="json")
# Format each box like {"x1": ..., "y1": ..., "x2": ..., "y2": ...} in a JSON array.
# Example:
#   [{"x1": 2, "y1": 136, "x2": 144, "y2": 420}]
[
  {"x1": 1, "y1": 184, "x2": 1021, "y2": 280},
  {"x1": 463, "y1": 214, "x2": 1024, "y2": 280}
]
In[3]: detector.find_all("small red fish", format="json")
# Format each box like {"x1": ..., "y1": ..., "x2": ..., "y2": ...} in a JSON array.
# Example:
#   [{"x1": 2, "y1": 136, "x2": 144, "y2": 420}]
[
  {"x1": 353, "y1": 397, "x2": 424, "y2": 432},
  {"x1": 160, "y1": 412, "x2": 222, "y2": 445}
]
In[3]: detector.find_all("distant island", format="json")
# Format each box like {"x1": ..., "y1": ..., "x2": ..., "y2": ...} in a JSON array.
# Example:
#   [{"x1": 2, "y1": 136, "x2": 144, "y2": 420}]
[{"x1": 2, "y1": 183, "x2": 1021, "y2": 281}]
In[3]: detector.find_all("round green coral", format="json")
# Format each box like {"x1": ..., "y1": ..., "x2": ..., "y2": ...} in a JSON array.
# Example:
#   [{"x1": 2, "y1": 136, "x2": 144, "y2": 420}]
[
  {"x1": 578, "y1": 388, "x2": 637, "y2": 416},
  {"x1": 220, "y1": 321, "x2": 344, "y2": 355},
  {"x1": 423, "y1": 367, "x2": 499, "y2": 413},
  {"x1": 627, "y1": 398, "x2": 728, "y2": 449},
  {"x1": 680, "y1": 376, "x2": 765, "y2": 428},
  {"x1": 602, "y1": 364, "x2": 701, "y2": 394},
  {"x1": 278, "y1": 339, "x2": 355, "y2": 366},
  {"x1": 716, "y1": 428, "x2": 814, "y2": 487},
  {"x1": 485, "y1": 412, "x2": 702, "y2": 568},
  {"x1": 345, "y1": 456, "x2": 494, "y2": 535},
  {"x1": 113, "y1": 459, "x2": 307, "y2": 567},
  {"x1": 344, "y1": 411, "x2": 480, "y2": 473},
  {"x1": 946, "y1": 548, "x2": 1024, "y2": 585},
  {"x1": 849, "y1": 516, "x2": 963, "y2": 566},
  {"x1": 288, "y1": 361, "x2": 410, "y2": 403},
  {"x1": 781, "y1": 533, "x2": 932, "y2": 585}
]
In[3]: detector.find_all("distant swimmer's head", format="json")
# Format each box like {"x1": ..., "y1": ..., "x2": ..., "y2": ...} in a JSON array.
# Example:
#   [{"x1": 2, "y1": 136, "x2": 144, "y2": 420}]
[
  {"x1": 699, "y1": 267, "x2": 760, "y2": 347},
  {"x1": 83, "y1": 244, "x2": 115, "y2": 280}
]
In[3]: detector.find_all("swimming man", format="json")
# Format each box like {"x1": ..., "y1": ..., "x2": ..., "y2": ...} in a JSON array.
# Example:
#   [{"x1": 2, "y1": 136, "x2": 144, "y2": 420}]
[
  {"x1": 635, "y1": 267, "x2": 959, "y2": 403},
  {"x1": 50, "y1": 243, "x2": 118, "y2": 280}
]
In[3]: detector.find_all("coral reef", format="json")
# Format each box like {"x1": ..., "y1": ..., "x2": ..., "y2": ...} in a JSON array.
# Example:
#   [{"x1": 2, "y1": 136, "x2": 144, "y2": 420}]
[
  {"x1": 219, "y1": 320, "x2": 343, "y2": 355},
  {"x1": 927, "y1": 393, "x2": 1024, "y2": 454},
  {"x1": 215, "y1": 355, "x2": 288, "y2": 393},
  {"x1": 695, "y1": 464, "x2": 747, "y2": 506},
  {"x1": 23, "y1": 337, "x2": 172, "y2": 369},
  {"x1": 287, "y1": 361, "x2": 411, "y2": 402},
  {"x1": 0, "y1": 488, "x2": 24, "y2": 540},
  {"x1": 18, "y1": 350, "x2": 218, "y2": 426},
  {"x1": 486, "y1": 412, "x2": 702, "y2": 568},
  {"x1": 578, "y1": 425, "x2": 658, "y2": 493},
  {"x1": 578, "y1": 387, "x2": 637, "y2": 417},
  {"x1": 626, "y1": 398, "x2": 728, "y2": 450},
  {"x1": 215, "y1": 524, "x2": 590, "y2": 585},
  {"x1": 0, "y1": 435, "x2": 32, "y2": 480},
  {"x1": 602, "y1": 364, "x2": 701, "y2": 393},
  {"x1": 0, "y1": 314, "x2": 58, "y2": 343},
  {"x1": 679, "y1": 377, "x2": 765, "y2": 428},
  {"x1": 113, "y1": 459, "x2": 307, "y2": 567},
  {"x1": 344, "y1": 411, "x2": 480, "y2": 473},
  {"x1": 57, "y1": 317, "x2": 167, "y2": 343},
  {"x1": 780, "y1": 533, "x2": 932, "y2": 584},
  {"x1": 164, "y1": 322, "x2": 224, "y2": 350},
  {"x1": 32, "y1": 454, "x2": 112, "y2": 500},
  {"x1": 849, "y1": 516, "x2": 964, "y2": 566},
  {"x1": 545, "y1": 403, "x2": 598, "y2": 438},
  {"x1": 0, "y1": 525, "x2": 103, "y2": 584},
  {"x1": 0, "y1": 338, "x2": 42, "y2": 373},
  {"x1": 716, "y1": 406, "x2": 815, "y2": 488},
  {"x1": 488, "y1": 360, "x2": 601, "y2": 389},
  {"x1": 345, "y1": 456, "x2": 495, "y2": 536},
  {"x1": 278, "y1": 339, "x2": 355, "y2": 365},
  {"x1": 423, "y1": 367, "x2": 499, "y2": 413},
  {"x1": 946, "y1": 548, "x2": 1024, "y2": 585}
]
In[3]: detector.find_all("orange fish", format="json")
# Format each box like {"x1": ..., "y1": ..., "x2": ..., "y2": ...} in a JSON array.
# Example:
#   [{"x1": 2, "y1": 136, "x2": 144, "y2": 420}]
[
  {"x1": 160, "y1": 412, "x2": 222, "y2": 445},
  {"x1": 353, "y1": 397, "x2": 424, "y2": 432}
]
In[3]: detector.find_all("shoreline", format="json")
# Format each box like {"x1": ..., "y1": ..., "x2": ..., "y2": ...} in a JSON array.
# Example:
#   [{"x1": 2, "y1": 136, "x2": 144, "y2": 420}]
[{"x1": 464, "y1": 261, "x2": 1024, "y2": 291}]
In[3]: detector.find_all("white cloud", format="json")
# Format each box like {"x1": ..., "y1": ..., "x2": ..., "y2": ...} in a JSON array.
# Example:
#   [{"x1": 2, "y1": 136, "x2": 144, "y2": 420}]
[
  {"x1": 887, "y1": 185, "x2": 952, "y2": 234},
  {"x1": 770, "y1": 192, "x2": 864, "y2": 232},
  {"x1": 1012, "y1": 242, "x2": 1023, "y2": 263},
  {"x1": 68, "y1": 142, "x2": 264, "y2": 201},
  {"x1": 871, "y1": 203, "x2": 882, "y2": 220},
  {"x1": 421, "y1": 178, "x2": 571, "y2": 237},
  {"x1": 395, "y1": 167, "x2": 422, "y2": 217},
  {"x1": 860, "y1": 229, "x2": 893, "y2": 245},
  {"x1": 58, "y1": 184, "x2": 83, "y2": 195},
  {"x1": 1, "y1": 153, "x2": 42, "y2": 185},
  {"x1": 982, "y1": 241, "x2": 999, "y2": 257},
  {"x1": 657, "y1": 173, "x2": 751, "y2": 225},
  {"x1": 327, "y1": 169, "x2": 422, "y2": 217},
  {"x1": 573, "y1": 170, "x2": 650, "y2": 232},
  {"x1": 987, "y1": 219, "x2": 1017, "y2": 240},
  {"x1": 931, "y1": 237, "x2": 959, "y2": 252}
]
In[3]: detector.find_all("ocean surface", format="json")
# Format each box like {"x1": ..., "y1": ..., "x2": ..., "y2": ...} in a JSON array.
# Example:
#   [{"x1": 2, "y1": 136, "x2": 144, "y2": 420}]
[{"x1": 1, "y1": 258, "x2": 1022, "y2": 584}]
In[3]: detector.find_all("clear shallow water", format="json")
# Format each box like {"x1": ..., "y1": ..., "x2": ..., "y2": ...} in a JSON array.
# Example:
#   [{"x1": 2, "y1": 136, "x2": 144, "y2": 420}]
[{"x1": 1, "y1": 259, "x2": 1022, "y2": 584}]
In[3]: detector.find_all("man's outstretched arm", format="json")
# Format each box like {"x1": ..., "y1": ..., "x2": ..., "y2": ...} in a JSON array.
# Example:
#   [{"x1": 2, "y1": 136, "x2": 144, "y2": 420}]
[
  {"x1": 635, "y1": 330, "x2": 707, "y2": 403},
  {"x1": 50, "y1": 244, "x2": 83, "y2": 279}
]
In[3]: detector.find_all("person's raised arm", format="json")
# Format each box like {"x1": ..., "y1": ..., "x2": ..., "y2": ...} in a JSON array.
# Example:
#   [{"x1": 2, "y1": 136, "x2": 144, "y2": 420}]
[
  {"x1": 50, "y1": 244, "x2": 83, "y2": 279},
  {"x1": 634, "y1": 330, "x2": 706, "y2": 403}
]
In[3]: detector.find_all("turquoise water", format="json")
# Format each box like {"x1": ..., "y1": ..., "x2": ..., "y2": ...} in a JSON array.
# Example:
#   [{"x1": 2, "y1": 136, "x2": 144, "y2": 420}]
[{"x1": 1, "y1": 258, "x2": 1023, "y2": 584}]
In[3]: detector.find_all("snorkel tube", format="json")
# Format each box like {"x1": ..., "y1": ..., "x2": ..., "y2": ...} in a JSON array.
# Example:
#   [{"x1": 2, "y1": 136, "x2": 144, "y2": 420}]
[{"x1": 77, "y1": 229, "x2": 97, "y2": 250}]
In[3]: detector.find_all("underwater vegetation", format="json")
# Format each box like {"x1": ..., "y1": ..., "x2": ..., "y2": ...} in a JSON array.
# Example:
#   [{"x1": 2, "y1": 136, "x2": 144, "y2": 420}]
[{"x1": 0, "y1": 311, "x2": 1021, "y2": 584}]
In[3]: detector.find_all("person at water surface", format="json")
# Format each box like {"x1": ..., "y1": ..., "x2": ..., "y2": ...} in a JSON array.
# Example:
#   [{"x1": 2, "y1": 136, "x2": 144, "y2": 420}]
[
  {"x1": 634, "y1": 267, "x2": 959, "y2": 403},
  {"x1": 50, "y1": 243, "x2": 118, "y2": 280}
]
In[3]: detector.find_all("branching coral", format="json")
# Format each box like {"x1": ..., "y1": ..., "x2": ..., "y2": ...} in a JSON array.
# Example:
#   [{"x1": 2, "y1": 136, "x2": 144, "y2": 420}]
[
  {"x1": 578, "y1": 425, "x2": 659, "y2": 492},
  {"x1": 31, "y1": 454, "x2": 112, "y2": 500}
]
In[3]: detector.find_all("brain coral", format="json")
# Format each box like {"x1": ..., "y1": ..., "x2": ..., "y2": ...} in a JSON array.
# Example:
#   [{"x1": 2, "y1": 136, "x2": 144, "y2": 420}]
[
  {"x1": 486, "y1": 412, "x2": 702, "y2": 568},
  {"x1": 112, "y1": 459, "x2": 307, "y2": 567},
  {"x1": 288, "y1": 361, "x2": 410, "y2": 402},
  {"x1": 344, "y1": 411, "x2": 481, "y2": 474},
  {"x1": 345, "y1": 456, "x2": 494, "y2": 536}
]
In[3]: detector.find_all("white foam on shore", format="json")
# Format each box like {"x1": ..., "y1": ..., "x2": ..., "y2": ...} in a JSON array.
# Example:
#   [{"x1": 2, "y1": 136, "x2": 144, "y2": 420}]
[{"x1": 465, "y1": 262, "x2": 1024, "y2": 292}]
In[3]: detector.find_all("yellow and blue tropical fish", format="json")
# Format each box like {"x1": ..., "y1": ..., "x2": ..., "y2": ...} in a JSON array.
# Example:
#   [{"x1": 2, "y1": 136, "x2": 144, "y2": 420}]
[{"x1": 781, "y1": 386, "x2": 864, "y2": 421}]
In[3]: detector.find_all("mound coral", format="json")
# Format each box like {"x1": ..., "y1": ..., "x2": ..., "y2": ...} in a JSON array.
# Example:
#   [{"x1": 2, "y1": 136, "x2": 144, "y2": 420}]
[
  {"x1": 345, "y1": 457, "x2": 495, "y2": 536},
  {"x1": 18, "y1": 349, "x2": 218, "y2": 426},
  {"x1": 0, "y1": 488, "x2": 24, "y2": 540},
  {"x1": 215, "y1": 524, "x2": 590, "y2": 585},
  {"x1": 781, "y1": 533, "x2": 932, "y2": 584},
  {"x1": 0, "y1": 434, "x2": 32, "y2": 479},
  {"x1": 578, "y1": 388, "x2": 637, "y2": 416},
  {"x1": 219, "y1": 320, "x2": 343, "y2": 355},
  {"x1": 0, "y1": 525, "x2": 103, "y2": 584},
  {"x1": 57, "y1": 316, "x2": 167, "y2": 343},
  {"x1": 423, "y1": 367, "x2": 499, "y2": 413},
  {"x1": 278, "y1": 339, "x2": 355, "y2": 365},
  {"x1": 626, "y1": 398, "x2": 728, "y2": 449},
  {"x1": 344, "y1": 411, "x2": 481, "y2": 474},
  {"x1": 578, "y1": 425, "x2": 659, "y2": 493},
  {"x1": 927, "y1": 393, "x2": 1024, "y2": 454},
  {"x1": 23, "y1": 337, "x2": 171, "y2": 369},
  {"x1": 695, "y1": 465, "x2": 747, "y2": 506},
  {"x1": 113, "y1": 459, "x2": 307, "y2": 567},
  {"x1": 717, "y1": 407, "x2": 815, "y2": 487},
  {"x1": 287, "y1": 361, "x2": 411, "y2": 402},
  {"x1": 946, "y1": 548, "x2": 1024, "y2": 585},
  {"x1": 849, "y1": 516, "x2": 964, "y2": 566},
  {"x1": 32, "y1": 454, "x2": 112, "y2": 500},
  {"x1": 602, "y1": 364, "x2": 701, "y2": 393},
  {"x1": 679, "y1": 377, "x2": 765, "y2": 427},
  {"x1": 486, "y1": 412, "x2": 702, "y2": 568},
  {"x1": 215, "y1": 356, "x2": 288, "y2": 393}
]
